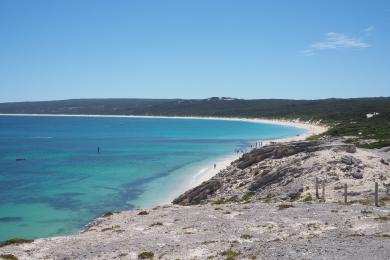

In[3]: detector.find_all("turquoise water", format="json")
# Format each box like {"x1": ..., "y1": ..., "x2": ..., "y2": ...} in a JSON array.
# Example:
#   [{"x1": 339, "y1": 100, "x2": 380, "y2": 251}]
[{"x1": 0, "y1": 115, "x2": 305, "y2": 241}]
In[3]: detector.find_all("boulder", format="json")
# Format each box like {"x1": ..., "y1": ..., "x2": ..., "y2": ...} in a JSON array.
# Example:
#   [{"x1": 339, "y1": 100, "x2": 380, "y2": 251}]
[
  {"x1": 345, "y1": 145, "x2": 357, "y2": 153},
  {"x1": 380, "y1": 158, "x2": 389, "y2": 165},
  {"x1": 287, "y1": 184, "x2": 303, "y2": 199},
  {"x1": 238, "y1": 141, "x2": 357, "y2": 170},
  {"x1": 172, "y1": 179, "x2": 222, "y2": 205},
  {"x1": 341, "y1": 155, "x2": 361, "y2": 166},
  {"x1": 351, "y1": 172, "x2": 363, "y2": 179},
  {"x1": 341, "y1": 155, "x2": 353, "y2": 165}
]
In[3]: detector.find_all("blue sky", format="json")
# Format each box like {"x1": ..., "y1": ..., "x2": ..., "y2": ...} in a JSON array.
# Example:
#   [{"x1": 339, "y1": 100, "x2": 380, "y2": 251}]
[{"x1": 0, "y1": 0, "x2": 389, "y2": 102}]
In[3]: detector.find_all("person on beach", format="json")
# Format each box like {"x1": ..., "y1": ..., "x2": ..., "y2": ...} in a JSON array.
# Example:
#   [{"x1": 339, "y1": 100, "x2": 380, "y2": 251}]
[{"x1": 214, "y1": 163, "x2": 216, "y2": 169}]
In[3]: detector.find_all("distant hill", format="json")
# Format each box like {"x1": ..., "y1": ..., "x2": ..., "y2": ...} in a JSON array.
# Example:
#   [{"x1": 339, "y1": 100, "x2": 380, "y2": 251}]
[
  {"x1": 0, "y1": 97, "x2": 389, "y2": 120},
  {"x1": 0, "y1": 97, "x2": 389, "y2": 148}
]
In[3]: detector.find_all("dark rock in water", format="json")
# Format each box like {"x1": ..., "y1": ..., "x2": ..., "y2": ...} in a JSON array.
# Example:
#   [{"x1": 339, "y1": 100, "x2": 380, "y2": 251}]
[
  {"x1": 16, "y1": 158, "x2": 26, "y2": 161},
  {"x1": 287, "y1": 184, "x2": 303, "y2": 199},
  {"x1": 173, "y1": 179, "x2": 222, "y2": 205},
  {"x1": 351, "y1": 172, "x2": 363, "y2": 179},
  {"x1": 138, "y1": 211, "x2": 148, "y2": 215}
]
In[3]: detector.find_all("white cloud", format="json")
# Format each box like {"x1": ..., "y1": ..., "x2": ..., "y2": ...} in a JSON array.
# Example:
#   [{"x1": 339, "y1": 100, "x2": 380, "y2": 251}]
[
  {"x1": 303, "y1": 29, "x2": 372, "y2": 55},
  {"x1": 310, "y1": 32, "x2": 369, "y2": 49}
]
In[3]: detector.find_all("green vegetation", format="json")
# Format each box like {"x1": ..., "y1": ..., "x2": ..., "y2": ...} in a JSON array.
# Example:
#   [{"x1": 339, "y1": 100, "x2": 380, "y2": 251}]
[
  {"x1": 374, "y1": 232, "x2": 390, "y2": 238},
  {"x1": 379, "y1": 196, "x2": 390, "y2": 206},
  {"x1": 221, "y1": 249, "x2": 241, "y2": 260},
  {"x1": 241, "y1": 191, "x2": 255, "y2": 202},
  {"x1": 0, "y1": 238, "x2": 33, "y2": 247},
  {"x1": 201, "y1": 240, "x2": 217, "y2": 245},
  {"x1": 149, "y1": 222, "x2": 163, "y2": 227},
  {"x1": 303, "y1": 193, "x2": 314, "y2": 202},
  {"x1": 374, "y1": 216, "x2": 390, "y2": 221},
  {"x1": 258, "y1": 223, "x2": 274, "y2": 229},
  {"x1": 347, "y1": 199, "x2": 372, "y2": 206},
  {"x1": 1, "y1": 97, "x2": 389, "y2": 148},
  {"x1": 0, "y1": 254, "x2": 18, "y2": 260},
  {"x1": 240, "y1": 234, "x2": 253, "y2": 239},
  {"x1": 213, "y1": 199, "x2": 226, "y2": 205},
  {"x1": 138, "y1": 251, "x2": 154, "y2": 259},
  {"x1": 277, "y1": 204, "x2": 295, "y2": 210},
  {"x1": 347, "y1": 233, "x2": 366, "y2": 237}
]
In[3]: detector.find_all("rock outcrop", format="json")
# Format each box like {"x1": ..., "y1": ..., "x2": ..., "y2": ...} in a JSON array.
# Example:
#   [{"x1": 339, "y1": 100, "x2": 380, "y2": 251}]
[
  {"x1": 173, "y1": 140, "x2": 390, "y2": 205},
  {"x1": 172, "y1": 179, "x2": 222, "y2": 205}
]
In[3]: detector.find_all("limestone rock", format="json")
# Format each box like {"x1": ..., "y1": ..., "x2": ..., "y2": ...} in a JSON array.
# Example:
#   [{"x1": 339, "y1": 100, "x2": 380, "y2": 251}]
[
  {"x1": 351, "y1": 172, "x2": 363, "y2": 179},
  {"x1": 172, "y1": 179, "x2": 222, "y2": 205},
  {"x1": 287, "y1": 184, "x2": 303, "y2": 199}
]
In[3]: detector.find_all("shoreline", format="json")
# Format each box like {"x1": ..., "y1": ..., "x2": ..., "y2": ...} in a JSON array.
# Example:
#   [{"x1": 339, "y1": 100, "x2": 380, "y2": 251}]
[
  {"x1": 0, "y1": 113, "x2": 328, "y2": 241},
  {"x1": 0, "y1": 113, "x2": 327, "y2": 204},
  {"x1": 0, "y1": 113, "x2": 327, "y2": 205},
  {"x1": 0, "y1": 113, "x2": 328, "y2": 138}
]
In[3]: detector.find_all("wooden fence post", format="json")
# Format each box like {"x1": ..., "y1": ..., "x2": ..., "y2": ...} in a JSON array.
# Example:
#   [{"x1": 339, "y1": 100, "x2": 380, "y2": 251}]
[
  {"x1": 322, "y1": 179, "x2": 326, "y2": 202},
  {"x1": 375, "y1": 182, "x2": 379, "y2": 207},
  {"x1": 344, "y1": 183, "x2": 348, "y2": 204},
  {"x1": 315, "y1": 177, "x2": 319, "y2": 199}
]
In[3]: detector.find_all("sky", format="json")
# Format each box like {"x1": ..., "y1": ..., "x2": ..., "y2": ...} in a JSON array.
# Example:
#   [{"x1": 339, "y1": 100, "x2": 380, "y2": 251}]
[{"x1": 0, "y1": 0, "x2": 389, "y2": 102}]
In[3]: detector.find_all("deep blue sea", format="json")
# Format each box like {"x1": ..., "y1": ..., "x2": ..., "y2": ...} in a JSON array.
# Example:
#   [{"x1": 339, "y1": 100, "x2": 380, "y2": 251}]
[{"x1": 0, "y1": 115, "x2": 305, "y2": 241}]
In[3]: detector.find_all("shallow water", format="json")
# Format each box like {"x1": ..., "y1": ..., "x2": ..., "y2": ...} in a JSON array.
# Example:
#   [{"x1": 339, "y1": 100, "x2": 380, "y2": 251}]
[{"x1": 0, "y1": 115, "x2": 305, "y2": 241}]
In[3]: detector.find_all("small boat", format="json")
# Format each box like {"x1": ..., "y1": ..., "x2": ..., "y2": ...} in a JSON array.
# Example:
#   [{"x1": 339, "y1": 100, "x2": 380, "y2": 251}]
[{"x1": 16, "y1": 158, "x2": 26, "y2": 161}]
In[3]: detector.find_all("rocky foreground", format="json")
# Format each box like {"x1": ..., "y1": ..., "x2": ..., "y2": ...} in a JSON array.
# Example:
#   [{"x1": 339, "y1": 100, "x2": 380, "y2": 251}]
[{"x1": 1, "y1": 140, "x2": 390, "y2": 260}]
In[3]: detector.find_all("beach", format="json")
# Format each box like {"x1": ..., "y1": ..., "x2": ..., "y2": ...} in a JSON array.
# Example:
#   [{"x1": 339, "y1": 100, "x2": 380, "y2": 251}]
[
  {"x1": 0, "y1": 113, "x2": 327, "y2": 207},
  {"x1": 0, "y1": 114, "x2": 314, "y2": 242}
]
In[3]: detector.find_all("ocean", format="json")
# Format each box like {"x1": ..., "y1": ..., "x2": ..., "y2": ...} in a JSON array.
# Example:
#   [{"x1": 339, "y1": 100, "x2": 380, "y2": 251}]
[{"x1": 0, "y1": 115, "x2": 305, "y2": 241}]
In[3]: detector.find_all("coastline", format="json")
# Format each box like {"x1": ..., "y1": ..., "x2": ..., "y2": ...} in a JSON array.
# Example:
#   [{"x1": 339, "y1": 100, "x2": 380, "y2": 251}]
[
  {"x1": 0, "y1": 113, "x2": 327, "y2": 203},
  {"x1": 0, "y1": 114, "x2": 328, "y2": 241},
  {"x1": 0, "y1": 113, "x2": 327, "y2": 138},
  {"x1": 0, "y1": 113, "x2": 327, "y2": 207}
]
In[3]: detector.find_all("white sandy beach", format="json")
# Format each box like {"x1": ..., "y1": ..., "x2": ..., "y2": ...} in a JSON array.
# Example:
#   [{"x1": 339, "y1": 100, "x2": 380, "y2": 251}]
[{"x1": 0, "y1": 113, "x2": 327, "y2": 137}]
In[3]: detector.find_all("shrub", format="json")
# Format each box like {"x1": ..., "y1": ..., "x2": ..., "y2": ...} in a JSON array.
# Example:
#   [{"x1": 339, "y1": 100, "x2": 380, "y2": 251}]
[
  {"x1": 0, "y1": 254, "x2": 18, "y2": 260},
  {"x1": 138, "y1": 251, "x2": 154, "y2": 259},
  {"x1": 374, "y1": 232, "x2": 390, "y2": 238},
  {"x1": 221, "y1": 250, "x2": 241, "y2": 260},
  {"x1": 374, "y1": 216, "x2": 390, "y2": 221},
  {"x1": 277, "y1": 204, "x2": 295, "y2": 210},
  {"x1": 213, "y1": 199, "x2": 225, "y2": 205},
  {"x1": 240, "y1": 234, "x2": 253, "y2": 239},
  {"x1": 241, "y1": 192, "x2": 255, "y2": 202},
  {"x1": 149, "y1": 222, "x2": 163, "y2": 227},
  {"x1": 347, "y1": 199, "x2": 372, "y2": 206},
  {"x1": 303, "y1": 194, "x2": 313, "y2": 202},
  {"x1": 0, "y1": 238, "x2": 33, "y2": 247}
]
